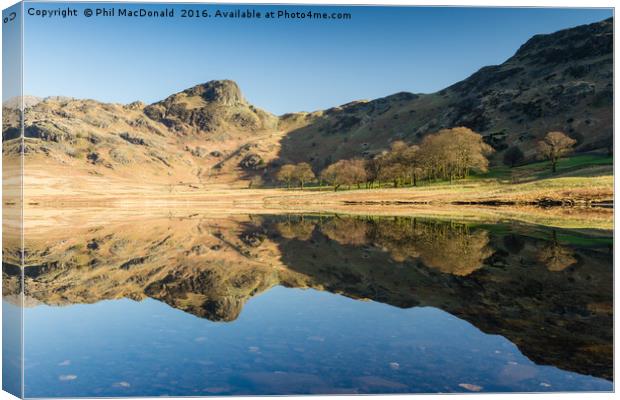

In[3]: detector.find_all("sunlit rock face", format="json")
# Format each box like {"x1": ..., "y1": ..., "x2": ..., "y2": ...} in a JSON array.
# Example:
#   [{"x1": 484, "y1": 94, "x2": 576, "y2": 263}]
[
  {"x1": 143, "y1": 79, "x2": 278, "y2": 134},
  {"x1": 198, "y1": 80, "x2": 247, "y2": 106}
]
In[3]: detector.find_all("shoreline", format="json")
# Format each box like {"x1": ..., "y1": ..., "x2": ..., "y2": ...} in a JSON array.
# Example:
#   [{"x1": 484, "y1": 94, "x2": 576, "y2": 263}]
[
  {"x1": 6, "y1": 166, "x2": 612, "y2": 230},
  {"x1": 13, "y1": 201, "x2": 613, "y2": 232},
  {"x1": 20, "y1": 177, "x2": 614, "y2": 205}
]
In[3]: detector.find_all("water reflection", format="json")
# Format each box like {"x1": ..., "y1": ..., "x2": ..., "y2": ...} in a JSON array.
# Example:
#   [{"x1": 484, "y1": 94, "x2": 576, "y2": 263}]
[
  {"x1": 266, "y1": 216, "x2": 612, "y2": 381},
  {"x1": 4, "y1": 213, "x2": 613, "y2": 395}
]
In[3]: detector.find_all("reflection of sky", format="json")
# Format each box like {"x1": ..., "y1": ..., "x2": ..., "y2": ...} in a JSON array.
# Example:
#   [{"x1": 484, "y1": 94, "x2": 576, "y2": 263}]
[
  {"x1": 3, "y1": 301, "x2": 22, "y2": 397},
  {"x1": 23, "y1": 3, "x2": 612, "y2": 113},
  {"x1": 24, "y1": 286, "x2": 611, "y2": 397}
]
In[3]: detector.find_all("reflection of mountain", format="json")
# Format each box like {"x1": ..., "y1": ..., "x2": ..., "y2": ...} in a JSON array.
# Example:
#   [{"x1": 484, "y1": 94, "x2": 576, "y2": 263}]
[
  {"x1": 3, "y1": 215, "x2": 612, "y2": 380},
  {"x1": 5, "y1": 217, "x2": 306, "y2": 321},
  {"x1": 269, "y1": 216, "x2": 612, "y2": 381}
]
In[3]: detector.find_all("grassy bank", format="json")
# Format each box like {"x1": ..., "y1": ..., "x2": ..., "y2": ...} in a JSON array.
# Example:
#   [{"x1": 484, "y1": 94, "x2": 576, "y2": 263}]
[
  {"x1": 24, "y1": 154, "x2": 612, "y2": 213},
  {"x1": 265, "y1": 174, "x2": 612, "y2": 206},
  {"x1": 268, "y1": 154, "x2": 613, "y2": 206},
  {"x1": 477, "y1": 153, "x2": 613, "y2": 182}
]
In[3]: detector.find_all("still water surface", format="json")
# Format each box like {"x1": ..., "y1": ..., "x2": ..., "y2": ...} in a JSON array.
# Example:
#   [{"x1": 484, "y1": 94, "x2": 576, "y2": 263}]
[{"x1": 10, "y1": 214, "x2": 613, "y2": 396}]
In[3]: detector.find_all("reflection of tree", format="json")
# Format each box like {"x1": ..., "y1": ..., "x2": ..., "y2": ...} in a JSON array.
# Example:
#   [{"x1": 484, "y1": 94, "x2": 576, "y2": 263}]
[
  {"x1": 536, "y1": 231, "x2": 577, "y2": 272},
  {"x1": 320, "y1": 217, "x2": 369, "y2": 246},
  {"x1": 275, "y1": 217, "x2": 317, "y2": 240},
  {"x1": 369, "y1": 218, "x2": 421, "y2": 261},
  {"x1": 314, "y1": 217, "x2": 493, "y2": 276},
  {"x1": 274, "y1": 215, "x2": 612, "y2": 380},
  {"x1": 415, "y1": 227, "x2": 493, "y2": 276},
  {"x1": 373, "y1": 220, "x2": 492, "y2": 276}
]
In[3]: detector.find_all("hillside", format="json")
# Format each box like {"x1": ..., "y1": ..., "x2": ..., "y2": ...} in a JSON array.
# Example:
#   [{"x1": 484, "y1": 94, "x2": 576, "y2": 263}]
[
  {"x1": 278, "y1": 17, "x2": 613, "y2": 169},
  {"x1": 2, "y1": 17, "x2": 613, "y2": 192},
  {"x1": 3, "y1": 81, "x2": 288, "y2": 189}
]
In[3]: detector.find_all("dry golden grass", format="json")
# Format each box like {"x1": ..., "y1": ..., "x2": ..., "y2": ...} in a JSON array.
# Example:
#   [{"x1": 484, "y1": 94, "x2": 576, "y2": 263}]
[{"x1": 18, "y1": 163, "x2": 612, "y2": 231}]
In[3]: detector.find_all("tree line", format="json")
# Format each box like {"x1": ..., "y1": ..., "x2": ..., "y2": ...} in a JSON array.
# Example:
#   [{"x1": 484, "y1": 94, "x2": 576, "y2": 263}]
[
  {"x1": 269, "y1": 215, "x2": 577, "y2": 273},
  {"x1": 277, "y1": 127, "x2": 494, "y2": 191},
  {"x1": 275, "y1": 127, "x2": 577, "y2": 191}
]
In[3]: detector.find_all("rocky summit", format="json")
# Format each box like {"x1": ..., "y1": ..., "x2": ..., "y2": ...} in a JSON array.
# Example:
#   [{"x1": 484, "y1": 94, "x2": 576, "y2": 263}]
[{"x1": 143, "y1": 79, "x2": 278, "y2": 134}]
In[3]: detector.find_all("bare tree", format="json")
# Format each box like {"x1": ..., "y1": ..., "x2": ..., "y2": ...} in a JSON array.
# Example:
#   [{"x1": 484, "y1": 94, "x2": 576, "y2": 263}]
[
  {"x1": 403, "y1": 144, "x2": 422, "y2": 186},
  {"x1": 417, "y1": 127, "x2": 493, "y2": 183},
  {"x1": 347, "y1": 159, "x2": 368, "y2": 189},
  {"x1": 537, "y1": 131, "x2": 576, "y2": 173},
  {"x1": 445, "y1": 127, "x2": 494, "y2": 180},
  {"x1": 292, "y1": 162, "x2": 315, "y2": 190},
  {"x1": 320, "y1": 159, "x2": 366, "y2": 191},
  {"x1": 320, "y1": 160, "x2": 350, "y2": 191},
  {"x1": 378, "y1": 162, "x2": 407, "y2": 187},
  {"x1": 276, "y1": 164, "x2": 296, "y2": 189},
  {"x1": 364, "y1": 153, "x2": 387, "y2": 188},
  {"x1": 320, "y1": 127, "x2": 493, "y2": 190}
]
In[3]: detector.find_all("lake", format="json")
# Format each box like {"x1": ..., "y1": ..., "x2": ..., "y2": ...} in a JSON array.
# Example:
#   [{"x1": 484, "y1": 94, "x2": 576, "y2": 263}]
[{"x1": 4, "y1": 213, "x2": 613, "y2": 396}]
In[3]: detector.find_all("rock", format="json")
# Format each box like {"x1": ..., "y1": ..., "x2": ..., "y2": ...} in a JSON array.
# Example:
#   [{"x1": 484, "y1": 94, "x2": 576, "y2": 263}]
[
  {"x1": 239, "y1": 153, "x2": 264, "y2": 170},
  {"x1": 239, "y1": 232, "x2": 265, "y2": 247},
  {"x1": 185, "y1": 146, "x2": 208, "y2": 158},
  {"x1": 119, "y1": 132, "x2": 147, "y2": 146},
  {"x1": 24, "y1": 123, "x2": 75, "y2": 143},
  {"x1": 143, "y1": 80, "x2": 278, "y2": 135},
  {"x1": 458, "y1": 383, "x2": 482, "y2": 392},
  {"x1": 197, "y1": 80, "x2": 246, "y2": 106},
  {"x1": 125, "y1": 101, "x2": 145, "y2": 110},
  {"x1": 86, "y1": 152, "x2": 100, "y2": 164}
]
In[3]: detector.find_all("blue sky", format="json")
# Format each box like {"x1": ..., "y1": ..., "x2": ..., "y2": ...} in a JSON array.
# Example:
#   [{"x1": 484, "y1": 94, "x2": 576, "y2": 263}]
[{"x1": 23, "y1": 3, "x2": 612, "y2": 114}]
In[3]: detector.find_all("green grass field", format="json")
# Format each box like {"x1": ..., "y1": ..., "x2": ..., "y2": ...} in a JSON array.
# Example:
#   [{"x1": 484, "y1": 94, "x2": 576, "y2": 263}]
[
  {"x1": 294, "y1": 153, "x2": 613, "y2": 192},
  {"x1": 477, "y1": 153, "x2": 613, "y2": 182}
]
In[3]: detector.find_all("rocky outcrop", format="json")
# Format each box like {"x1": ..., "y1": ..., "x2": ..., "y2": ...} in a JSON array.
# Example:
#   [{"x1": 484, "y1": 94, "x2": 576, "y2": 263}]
[{"x1": 143, "y1": 80, "x2": 278, "y2": 134}]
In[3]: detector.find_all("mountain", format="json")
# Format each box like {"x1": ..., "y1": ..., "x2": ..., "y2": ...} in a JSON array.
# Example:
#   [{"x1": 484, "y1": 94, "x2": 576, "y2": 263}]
[
  {"x1": 278, "y1": 17, "x2": 613, "y2": 168},
  {"x1": 4, "y1": 86, "x2": 286, "y2": 190},
  {"x1": 3, "y1": 18, "x2": 613, "y2": 189}
]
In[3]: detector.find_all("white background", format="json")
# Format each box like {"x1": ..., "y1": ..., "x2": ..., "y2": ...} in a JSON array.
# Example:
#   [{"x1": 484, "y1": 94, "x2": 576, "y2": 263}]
[{"x1": 0, "y1": 0, "x2": 616, "y2": 399}]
